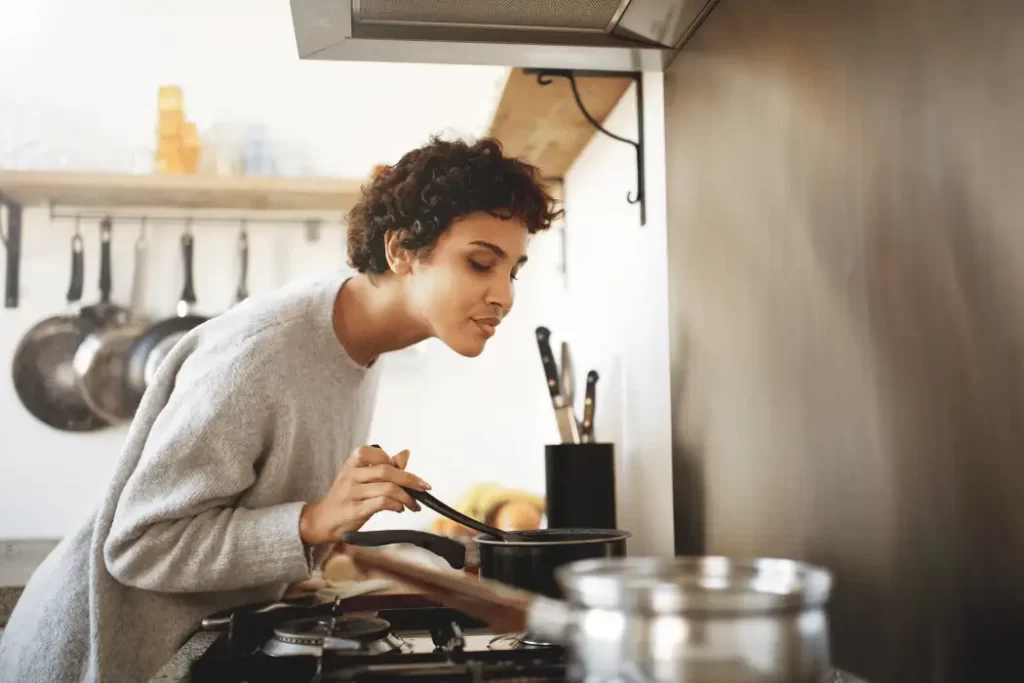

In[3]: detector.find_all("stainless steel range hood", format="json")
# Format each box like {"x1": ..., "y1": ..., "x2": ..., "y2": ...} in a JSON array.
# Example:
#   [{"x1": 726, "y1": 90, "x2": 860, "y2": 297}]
[{"x1": 289, "y1": 0, "x2": 719, "y2": 72}]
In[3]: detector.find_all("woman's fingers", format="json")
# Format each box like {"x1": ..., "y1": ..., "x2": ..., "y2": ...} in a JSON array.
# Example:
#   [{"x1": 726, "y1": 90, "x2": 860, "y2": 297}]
[
  {"x1": 352, "y1": 463, "x2": 431, "y2": 491},
  {"x1": 346, "y1": 446, "x2": 391, "y2": 468},
  {"x1": 355, "y1": 481, "x2": 421, "y2": 511},
  {"x1": 391, "y1": 449, "x2": 410, "y2": 470},
  {"x1": 359, "y1": 496, "x2": 405, "y2": 517}
]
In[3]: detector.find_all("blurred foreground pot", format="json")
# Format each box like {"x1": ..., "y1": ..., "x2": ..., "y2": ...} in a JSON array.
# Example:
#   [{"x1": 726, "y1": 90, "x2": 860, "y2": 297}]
[{"x1": 528, "y1": 556, "x2": 834, "y2": 683}]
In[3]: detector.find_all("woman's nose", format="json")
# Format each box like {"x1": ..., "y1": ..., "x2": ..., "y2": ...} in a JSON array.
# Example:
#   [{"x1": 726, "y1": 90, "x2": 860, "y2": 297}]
[{"x1": 487, "y1": 278, "x2": 514, "y2": 313}]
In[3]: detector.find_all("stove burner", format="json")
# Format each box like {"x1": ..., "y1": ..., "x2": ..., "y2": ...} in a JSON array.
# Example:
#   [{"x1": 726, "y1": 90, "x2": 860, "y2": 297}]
[
  {"x1": 488, "y1": 633, "x2": 558, "y2": 651},
  {"x1": 518, "y1": 632, "x2": 557, "y2": 648},
  {"x1": 273, "y1": 616, "x2": 392, "y2": 646}
]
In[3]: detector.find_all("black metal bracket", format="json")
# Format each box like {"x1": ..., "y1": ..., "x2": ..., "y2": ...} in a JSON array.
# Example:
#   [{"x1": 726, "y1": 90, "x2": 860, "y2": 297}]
[
  {"x1": 0, "y1": 192, "x2": 22, "y2": 308},
  {"x1": 524, "y1": 68, "x2": 646, "y2": 225}
]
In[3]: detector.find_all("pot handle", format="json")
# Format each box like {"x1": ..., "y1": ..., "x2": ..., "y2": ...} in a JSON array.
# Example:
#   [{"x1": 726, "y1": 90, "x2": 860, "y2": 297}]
[
  {"x1": 341, "y1": 530, "x2": 467, "y2": 570},
  {"x1": 200, "y1": 595, "x2": 321, "y2": 631}
]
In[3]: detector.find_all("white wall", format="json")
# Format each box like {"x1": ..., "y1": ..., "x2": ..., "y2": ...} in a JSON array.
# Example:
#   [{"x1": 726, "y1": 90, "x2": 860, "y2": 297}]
[{"x1": 536, "y1": 77, "x2": 675, "y2": 557}]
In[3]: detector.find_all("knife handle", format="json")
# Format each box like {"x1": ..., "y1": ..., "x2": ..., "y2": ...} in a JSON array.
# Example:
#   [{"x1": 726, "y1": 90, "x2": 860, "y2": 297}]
[
  {"x1": 581, "y1": 370, "x2": 599, "y2": 442},
  {"x1": 535, "y1": 326, "x2": 562, "y2": 400}
]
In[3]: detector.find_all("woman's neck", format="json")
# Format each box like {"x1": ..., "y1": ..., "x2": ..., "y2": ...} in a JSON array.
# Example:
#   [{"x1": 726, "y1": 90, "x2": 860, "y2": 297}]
[{"x1": 332, "y1": 273, "x2": 430, "y2": 366}]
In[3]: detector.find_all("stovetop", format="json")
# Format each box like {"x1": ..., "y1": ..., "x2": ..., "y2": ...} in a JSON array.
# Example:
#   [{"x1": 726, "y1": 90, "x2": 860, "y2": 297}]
[
  {"x1": 189, "y1": 596, "x2": 872, "y2": 683},
  {"x1": 190, "y1": 600, "x2": 567, "y2": 682}
]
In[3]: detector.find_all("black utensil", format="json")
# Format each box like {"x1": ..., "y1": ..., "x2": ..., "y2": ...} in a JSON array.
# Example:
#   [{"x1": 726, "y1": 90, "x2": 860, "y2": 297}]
[
  {"x1": 367, "y1": 444, "x2": 525, "y2": 542},
  {"x1": 581, "y1": 370, "x2": 599, "y2": 442},
  {"x1": 404, "y1": 488, "x2": 526, "y2": 542}
]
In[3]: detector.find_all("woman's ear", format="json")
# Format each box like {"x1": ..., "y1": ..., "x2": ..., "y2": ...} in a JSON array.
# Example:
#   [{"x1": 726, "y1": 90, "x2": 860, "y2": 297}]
[{"x1": 384, "y1": 230, "x2": 413, "y2": 275}]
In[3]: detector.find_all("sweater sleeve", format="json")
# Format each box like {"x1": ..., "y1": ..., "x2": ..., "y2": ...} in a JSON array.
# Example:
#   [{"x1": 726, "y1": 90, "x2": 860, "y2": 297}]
[{"x1": 104, "y1": 339, "x2": 314, "y2": 593}]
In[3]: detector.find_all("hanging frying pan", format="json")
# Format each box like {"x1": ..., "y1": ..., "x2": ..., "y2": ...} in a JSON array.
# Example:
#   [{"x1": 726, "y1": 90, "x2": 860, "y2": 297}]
[
  {"x1": 123, "y1": 225, "x2": 209, "y2": 411},
  {"x1": 72, "y1": 222, "x2": 151, "y2": 423},
  {"x1": 11, "y1": 230, "x2": 109, "y2": 431}
]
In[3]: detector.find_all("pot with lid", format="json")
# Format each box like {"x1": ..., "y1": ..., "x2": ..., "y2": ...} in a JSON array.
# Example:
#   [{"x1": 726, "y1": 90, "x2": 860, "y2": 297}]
[{"x1": 529, "y1": 555, "x2": 834, "y2": 683}]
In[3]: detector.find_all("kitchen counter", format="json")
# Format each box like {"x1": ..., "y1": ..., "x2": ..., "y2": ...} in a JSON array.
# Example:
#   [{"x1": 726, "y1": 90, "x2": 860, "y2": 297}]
[
  {"x1": 0, "y1": 539, "x2": 59, "y2": 627},
  {"x1": 148, "y1": 631, "x2": 220, "y2": 683}
]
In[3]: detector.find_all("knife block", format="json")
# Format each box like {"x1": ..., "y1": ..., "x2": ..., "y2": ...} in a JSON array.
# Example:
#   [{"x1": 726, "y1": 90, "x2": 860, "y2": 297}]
[{"x1": 544, "y1": 443, "x2": 617, "y2": 530}]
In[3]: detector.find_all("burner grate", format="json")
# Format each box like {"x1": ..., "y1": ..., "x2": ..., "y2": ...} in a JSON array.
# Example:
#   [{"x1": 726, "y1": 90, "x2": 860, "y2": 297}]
[{"x1": 274, "y1": 616, "x2": 392, "y2": 646}]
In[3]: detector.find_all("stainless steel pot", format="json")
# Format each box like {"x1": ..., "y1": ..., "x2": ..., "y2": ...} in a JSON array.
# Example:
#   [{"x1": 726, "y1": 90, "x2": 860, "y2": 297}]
[{"x1": 528, "y1": 556, "x2": 834, "y2": 683}]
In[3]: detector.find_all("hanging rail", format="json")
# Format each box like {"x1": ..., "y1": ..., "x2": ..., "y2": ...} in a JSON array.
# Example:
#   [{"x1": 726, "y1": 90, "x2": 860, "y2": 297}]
[{"x1": 0, "y1": 204, "x2": 346, "y2": 310}]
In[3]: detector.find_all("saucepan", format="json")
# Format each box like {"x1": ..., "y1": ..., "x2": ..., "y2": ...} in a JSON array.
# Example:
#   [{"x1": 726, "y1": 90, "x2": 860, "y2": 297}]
[
  {"x1": 343, "y1": 527, "x2": 629, "y2": 600},
  {"x1": 341, "y1": 545, "x2": 837, "y2": 683},
  {"x1": 342, "y1": 490, "x2": 629, "y2": 646}
]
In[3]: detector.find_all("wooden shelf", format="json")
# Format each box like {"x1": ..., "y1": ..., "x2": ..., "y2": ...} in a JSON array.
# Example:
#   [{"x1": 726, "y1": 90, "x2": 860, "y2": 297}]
[
  {"x1": 487, "y1": 68, "x2": 634, "y2": 179},
  {"x1": 0, "y1": 170, "x2": 365, "y2": 212}
]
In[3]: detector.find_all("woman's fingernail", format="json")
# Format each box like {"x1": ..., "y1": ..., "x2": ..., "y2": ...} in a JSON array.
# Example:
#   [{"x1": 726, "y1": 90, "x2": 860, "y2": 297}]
[{"x1": 419, "y1": 480, "x2": 432, "y2": 490}]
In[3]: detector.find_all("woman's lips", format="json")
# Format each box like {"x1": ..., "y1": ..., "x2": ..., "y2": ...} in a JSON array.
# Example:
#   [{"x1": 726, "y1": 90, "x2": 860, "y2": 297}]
[{"x1": 473, "y1": 318, "x2": 500, "y2": 337}]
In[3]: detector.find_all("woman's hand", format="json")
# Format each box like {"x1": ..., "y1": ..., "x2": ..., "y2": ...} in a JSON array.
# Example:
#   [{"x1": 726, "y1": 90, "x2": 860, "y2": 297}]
[{"x1": 299, "y1": 446, "x2": 431, "y2": 545}]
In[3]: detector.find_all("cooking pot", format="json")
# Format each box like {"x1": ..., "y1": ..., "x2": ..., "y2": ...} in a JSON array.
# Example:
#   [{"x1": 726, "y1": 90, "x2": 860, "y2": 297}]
[
  {"x1": 341, "y1": 527, "x2": 629, "y2": 599},
  {"x1": 541, "y1": 555, "x2": 834, "y2": 683},
  {"x1": 474, "y1": 528, "x2": 628, "y2": 596}
]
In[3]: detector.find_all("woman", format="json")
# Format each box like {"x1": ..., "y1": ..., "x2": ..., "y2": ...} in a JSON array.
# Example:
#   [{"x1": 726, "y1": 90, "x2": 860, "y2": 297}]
[{"x1": 0, "y1": 136, "x2": 558, "y2": 682}]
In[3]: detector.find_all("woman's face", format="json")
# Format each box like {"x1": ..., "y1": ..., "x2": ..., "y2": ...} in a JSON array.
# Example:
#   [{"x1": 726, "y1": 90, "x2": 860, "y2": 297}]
[{"x1": 402, "y1": 212, "x2": 530, "y2": 357}]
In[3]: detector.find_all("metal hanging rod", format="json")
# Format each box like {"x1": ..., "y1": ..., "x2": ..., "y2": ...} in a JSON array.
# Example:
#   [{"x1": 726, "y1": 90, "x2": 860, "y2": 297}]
[
  {"x1": 46, "y1": 208, "x2": 346, "y2": 227},
  {"x1": 48, "y1": 211, "x2": 337, "y2": 245},
  {"x1": 1, "y1": 203, "x2": 343, "y2": 309}
]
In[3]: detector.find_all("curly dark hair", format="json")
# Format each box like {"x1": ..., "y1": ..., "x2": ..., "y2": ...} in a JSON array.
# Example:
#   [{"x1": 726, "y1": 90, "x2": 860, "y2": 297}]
[{"x1": 346, "y1": 136, "x2": 561, "y2": 274}]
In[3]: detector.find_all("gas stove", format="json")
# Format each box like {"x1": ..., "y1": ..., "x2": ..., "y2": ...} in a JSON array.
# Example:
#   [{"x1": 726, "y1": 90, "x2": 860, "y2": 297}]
[{"x1": 190, "y1": 595, "x2": 567, "y2": 682}]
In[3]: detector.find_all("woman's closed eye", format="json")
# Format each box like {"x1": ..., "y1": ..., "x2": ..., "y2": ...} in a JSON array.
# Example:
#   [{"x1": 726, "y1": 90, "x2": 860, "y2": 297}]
[{"x1": 469, "y1": 258, "x2": 519, "y2": 281}]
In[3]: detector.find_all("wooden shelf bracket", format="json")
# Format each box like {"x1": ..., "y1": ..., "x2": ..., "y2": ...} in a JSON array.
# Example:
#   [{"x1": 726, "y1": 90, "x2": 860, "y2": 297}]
[
  {"x1": 0, "y1": 192, "x2": 23, "y2": 308},
  {"x1": 524, "y1": 68, "x2": 646, "y2": 226}
]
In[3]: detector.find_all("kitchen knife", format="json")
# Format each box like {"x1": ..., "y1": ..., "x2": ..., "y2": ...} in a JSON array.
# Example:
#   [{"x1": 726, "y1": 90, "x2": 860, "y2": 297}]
[
  {"x1": 535, "y1": 327, "x2": 580, "y2": 444},
  {"x1": 535, "y1": 326, "x2": 561, "y2": 399},
  {"x1": 581, "y1": 370, "x2": 599, "y2": 443},
  {"x1": 560, "y1": 341, "x2": 575, "y2": 408},
  {"x1": 560, "y1": 341, "x2": 584, "y2": 442}
]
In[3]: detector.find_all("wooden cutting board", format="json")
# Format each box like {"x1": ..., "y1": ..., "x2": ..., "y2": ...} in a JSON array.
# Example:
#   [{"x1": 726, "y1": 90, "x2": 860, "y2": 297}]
[{"x1": 322, "y1": 551, "x2": 478, "y2": 596}]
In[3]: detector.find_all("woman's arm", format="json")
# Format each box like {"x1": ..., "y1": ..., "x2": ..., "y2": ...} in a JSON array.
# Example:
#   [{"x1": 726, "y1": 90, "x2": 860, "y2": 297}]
[{"x1": 103, "y1": 342, "x2": 312, "y2": 594}]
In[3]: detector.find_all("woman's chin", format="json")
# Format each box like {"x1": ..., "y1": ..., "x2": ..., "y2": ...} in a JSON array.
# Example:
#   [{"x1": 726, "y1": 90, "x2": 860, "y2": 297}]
[{"x1": 441, "y1": 333, "x2": 488, "y2": 358}]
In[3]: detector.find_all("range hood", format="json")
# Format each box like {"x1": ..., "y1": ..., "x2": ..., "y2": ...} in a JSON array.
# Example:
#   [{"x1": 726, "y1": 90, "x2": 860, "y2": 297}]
[{"x1": 289, "y1": 0, "x2": 719, "y2": 72}]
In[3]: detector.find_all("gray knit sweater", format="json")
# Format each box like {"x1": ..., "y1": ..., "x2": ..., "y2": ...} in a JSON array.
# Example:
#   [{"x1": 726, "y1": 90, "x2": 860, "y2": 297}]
[{"x1": 0, "y1": 272, "x2": 380, "y2": 682}]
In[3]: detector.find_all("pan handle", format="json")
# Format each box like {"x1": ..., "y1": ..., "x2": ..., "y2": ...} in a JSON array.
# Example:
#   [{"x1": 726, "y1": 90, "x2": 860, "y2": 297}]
[
  {"x1": 341, "y1": 530, "x2": 467, "y2": 570},
  {"x1": 200, "y1": 596, "x2": 323, "y2": 631},
  {"x1": 98, "y1": 217, "x2": 112, "y2": 304},
  {"x1": 235, "y1": 227, "x2": 249, "y2": 303},
  {"x1": 66, "y1": 234, "x2": 85, "y2": 304},
  {"x1": 404, "y1": 488, "x2": 525, "y2": 542},
  {"x1": 179, "y1": 231, "x2": 196, "y2": 313}
]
